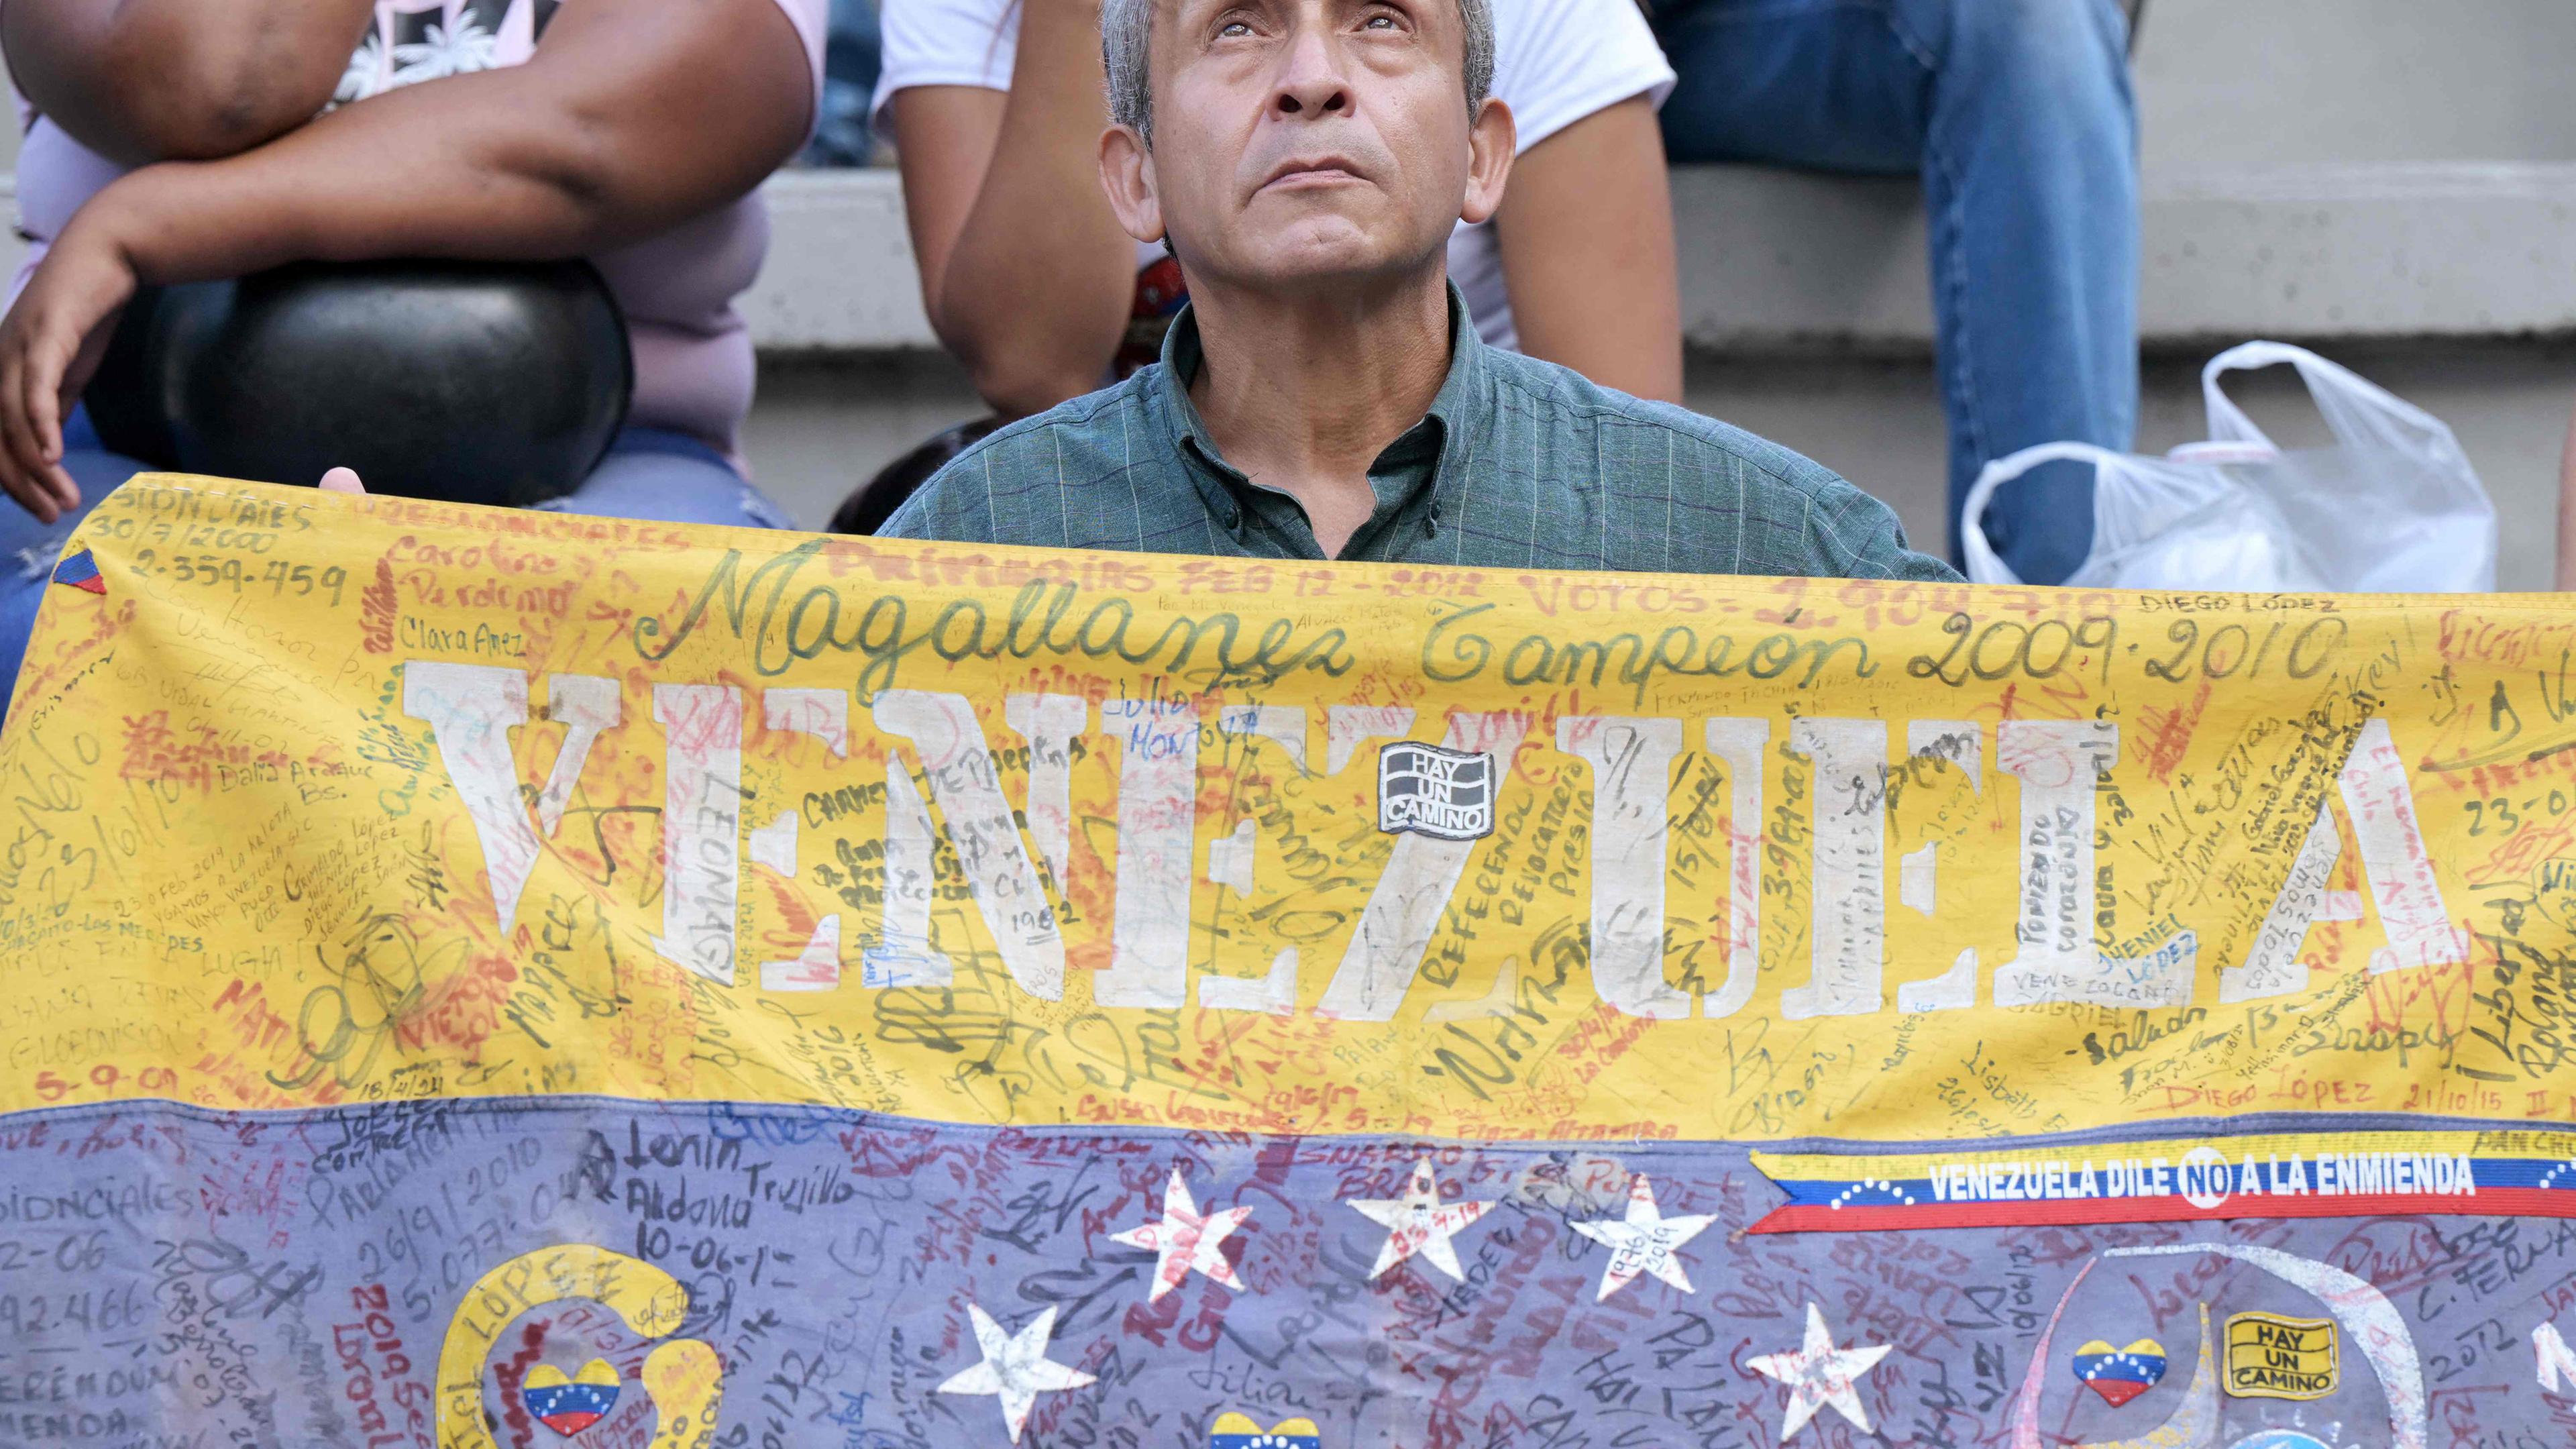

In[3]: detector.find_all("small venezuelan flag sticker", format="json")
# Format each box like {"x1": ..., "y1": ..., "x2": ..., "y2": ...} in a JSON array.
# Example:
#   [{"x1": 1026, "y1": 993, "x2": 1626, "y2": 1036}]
[
  {"x1": 51, "y1": 548, "x2": 105, "y2": 595},
  {"x1": 522, "y1": 1358, "x2": 621, "y2": 1436},
  {"x1": 2072, "y1": 1338, "x2": 2167, "y2": 1407}
]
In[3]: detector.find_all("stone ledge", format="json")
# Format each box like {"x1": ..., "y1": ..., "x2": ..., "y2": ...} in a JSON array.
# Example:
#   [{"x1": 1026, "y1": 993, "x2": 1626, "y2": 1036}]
[
  {"x1": 17, "y1": 161, "x2": 2576, "y2": 354},
  {"x1": 1674, "y1": 161, "x2": 2576, "y2": 351}
]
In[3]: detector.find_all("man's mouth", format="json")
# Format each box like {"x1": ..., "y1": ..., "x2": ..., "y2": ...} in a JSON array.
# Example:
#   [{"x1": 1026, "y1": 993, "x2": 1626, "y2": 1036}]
[{"x1": 1259, "y1": 156, "x2": 1368, "y2": 193}]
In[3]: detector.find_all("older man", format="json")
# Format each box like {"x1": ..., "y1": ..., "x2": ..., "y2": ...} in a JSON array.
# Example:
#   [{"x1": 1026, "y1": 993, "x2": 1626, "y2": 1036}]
[{"x1": 879, "y1": 0, "x2": 1955, "y2": 582}]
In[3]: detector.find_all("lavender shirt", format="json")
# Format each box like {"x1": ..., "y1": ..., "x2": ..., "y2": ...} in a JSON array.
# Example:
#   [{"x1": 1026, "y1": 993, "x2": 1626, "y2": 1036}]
[{"x1": 8, "y1": 0, "x2": 828, "y2": 464}]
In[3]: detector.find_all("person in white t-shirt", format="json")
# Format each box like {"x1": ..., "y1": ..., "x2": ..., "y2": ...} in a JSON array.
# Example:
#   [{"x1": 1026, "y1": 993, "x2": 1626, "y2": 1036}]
[{"x1": 872, "y1": 0, "x2": 1680, "y2": 420}]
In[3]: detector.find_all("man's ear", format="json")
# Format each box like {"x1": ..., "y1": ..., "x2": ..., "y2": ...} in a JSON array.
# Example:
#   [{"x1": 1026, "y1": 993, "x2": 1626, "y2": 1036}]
[
  {"x1": 1098, "y1": 124, "x2": 1166, "y2": 244},
  {"x1": 1458, "y1": 96, "x2": 1516, "y2": 227}
]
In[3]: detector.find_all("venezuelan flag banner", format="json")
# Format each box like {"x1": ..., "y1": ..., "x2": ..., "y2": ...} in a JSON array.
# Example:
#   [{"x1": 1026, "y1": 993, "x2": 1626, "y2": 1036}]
[{"x1": 5, "y1": 474, "x2": 2576, "y2": 1449}]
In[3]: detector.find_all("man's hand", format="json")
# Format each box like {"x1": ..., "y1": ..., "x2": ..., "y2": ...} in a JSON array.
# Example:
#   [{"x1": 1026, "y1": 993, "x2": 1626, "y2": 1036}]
[{"x1": 0, "y1": 217, "x2": 140, "y2": 524}]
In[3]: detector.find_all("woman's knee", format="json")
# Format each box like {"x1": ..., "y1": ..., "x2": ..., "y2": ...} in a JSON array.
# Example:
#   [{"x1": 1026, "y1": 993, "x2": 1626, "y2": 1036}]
[{"x1": 1931, "y1": 0, "x2": 2130, "y2": 93}]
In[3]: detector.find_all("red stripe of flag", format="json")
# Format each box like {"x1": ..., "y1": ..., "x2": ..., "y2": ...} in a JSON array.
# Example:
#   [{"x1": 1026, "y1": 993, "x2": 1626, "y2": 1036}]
[
  {"x1": 1749, "y1": 1187, "x2": 2576, "y2": 1234},
  {"x1": 51, "y1": 549, "x2": 105, "y2": 594}
]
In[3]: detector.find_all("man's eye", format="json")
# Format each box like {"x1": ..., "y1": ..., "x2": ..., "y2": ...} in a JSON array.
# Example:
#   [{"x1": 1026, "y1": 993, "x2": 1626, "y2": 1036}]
[
  {"x1": 1361, "y1": 11, "x2": 1396, "y2": 24},
  {"x1": 1218, "y1": 17, "x2": 1252, "y2": 34}
]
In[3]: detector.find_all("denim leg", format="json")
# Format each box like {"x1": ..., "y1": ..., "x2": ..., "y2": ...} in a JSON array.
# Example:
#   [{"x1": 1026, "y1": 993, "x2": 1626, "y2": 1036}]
[
  {"x1": 1906, "y1": 0, "x2": 2137, "y2": 583},
  {"x1": 536, "y1": 431, "x2": 798, "y2": 531},
  {"x1": 1652, "y1": 0, "x2": 2139, "y2": 583},
  {"x1": 804, "y1": 0, "x2": 884, "y2": 166},
  {"x1": 0, "y1": 440, "x2": 150, "y2": 714},
  {"x1": 1654, "y1": 1, "x2": 1933, "y2": 172}
]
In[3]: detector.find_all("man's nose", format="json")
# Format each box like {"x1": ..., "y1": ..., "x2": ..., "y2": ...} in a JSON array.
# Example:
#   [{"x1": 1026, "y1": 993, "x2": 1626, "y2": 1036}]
[{"x1": 1270, "y1": 23, "x2": 1351, "y2": 119}]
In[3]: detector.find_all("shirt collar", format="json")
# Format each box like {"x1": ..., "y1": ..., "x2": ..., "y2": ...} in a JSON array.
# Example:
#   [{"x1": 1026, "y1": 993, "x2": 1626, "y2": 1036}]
[{"x1": 1154, "y1": 281, "x2": 1490, "y2": 517}]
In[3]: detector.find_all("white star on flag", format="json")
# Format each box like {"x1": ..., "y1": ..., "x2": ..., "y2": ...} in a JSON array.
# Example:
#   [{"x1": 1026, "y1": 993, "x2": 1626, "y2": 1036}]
[
  {"x1": 1111, "y1": 1166, "x2": 1254, "y2": 1302},
  {"x1": 1747, "y1": 1302, "x2": 1893, "y2": 1441},
  {"x1": 1346, "y1": 1157, "x2": 1499, "y2": 1281},
  {"x1": 935, "y1": 1303, "x2": 1097, "y2": 1444},
  {"x1": 1568, "y1": 1173, "x2": 1717, "y2": 1300}
]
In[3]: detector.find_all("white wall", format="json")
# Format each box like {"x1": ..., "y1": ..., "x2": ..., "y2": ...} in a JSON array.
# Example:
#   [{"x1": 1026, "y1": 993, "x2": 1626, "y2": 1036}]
[{"x1": 2136, "y1": 0, "x2": 2576, "y2": 174}]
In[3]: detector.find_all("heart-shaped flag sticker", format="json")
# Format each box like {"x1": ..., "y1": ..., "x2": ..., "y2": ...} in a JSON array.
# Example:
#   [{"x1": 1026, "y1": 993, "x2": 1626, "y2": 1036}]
[
  {"x1": 1210, "y1": 1412, "x2": 1321, "y2": 1449},
  {"x1": 523, "y1": 1359, "x2": 621, "y2": 1436},
  {"x1": 2071, "y1": 1338, "x2": 2168, "y2": 1407}
]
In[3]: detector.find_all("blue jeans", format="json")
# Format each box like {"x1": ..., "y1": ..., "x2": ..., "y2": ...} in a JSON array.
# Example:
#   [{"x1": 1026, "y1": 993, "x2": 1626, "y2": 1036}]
[
  {"x1": 802, "y1": 0, "x2": 883, "y2": 166},
  {"x1": 1652, "y1": 0, "x2": 2139, "y2": 584},
  {"x1": 0, "y1": 409, "x2": 791, "y2": 716}
]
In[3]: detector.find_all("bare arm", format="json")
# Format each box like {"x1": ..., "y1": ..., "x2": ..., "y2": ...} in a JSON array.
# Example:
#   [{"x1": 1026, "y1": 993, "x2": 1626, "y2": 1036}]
[
  {"x1": 0, "y1": 0, "x2": 814, "y2": 515},
  {"x1": 101, "y1": 0, "x2": 812, "y2": 268},
  {"x1": 2, "y1": 0, "x2": 374, "y2": 163},
  {"x1": 1489, "y1": 94, "x2": 1682, "y2": 404},
  {"x1": 890, "y1": 0, "x2": 1138, "y2": 418}
]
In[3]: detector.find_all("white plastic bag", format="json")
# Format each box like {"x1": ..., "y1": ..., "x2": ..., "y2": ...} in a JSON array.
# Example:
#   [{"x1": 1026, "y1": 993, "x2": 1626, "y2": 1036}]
[{"x1": 1961, "y1": 341, "x2": 2496, "y2": 592}]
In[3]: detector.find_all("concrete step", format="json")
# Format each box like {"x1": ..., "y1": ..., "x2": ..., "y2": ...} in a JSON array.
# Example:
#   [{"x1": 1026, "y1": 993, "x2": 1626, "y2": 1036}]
[
  {"x1": 743, "y1": 339, "x2": 2575, "y2": 591},
  {"x1": 739, "y1": 161, "x2": 2576, "y2": 356},
  {"x1": 19, "y1": 162, "x2": 2574, "y2": 353}
]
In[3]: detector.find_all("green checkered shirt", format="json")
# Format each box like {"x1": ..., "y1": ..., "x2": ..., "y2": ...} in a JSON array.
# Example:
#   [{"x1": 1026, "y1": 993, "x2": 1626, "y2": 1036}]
[{"x1": 880, "y1": 288, "x2": 1960, "y2": 582}]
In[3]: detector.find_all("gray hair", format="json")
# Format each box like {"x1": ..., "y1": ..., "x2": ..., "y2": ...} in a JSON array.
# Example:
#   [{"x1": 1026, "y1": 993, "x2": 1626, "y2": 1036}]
[{"x1": 1102, "y1": 0, "x2": 1495, "y2": 142}]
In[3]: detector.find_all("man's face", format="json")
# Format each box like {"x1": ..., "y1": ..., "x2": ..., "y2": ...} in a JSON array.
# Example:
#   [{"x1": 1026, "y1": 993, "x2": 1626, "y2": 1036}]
[{"x1": 1104, "y1": 0, "x2": 1511, "y2": 293}]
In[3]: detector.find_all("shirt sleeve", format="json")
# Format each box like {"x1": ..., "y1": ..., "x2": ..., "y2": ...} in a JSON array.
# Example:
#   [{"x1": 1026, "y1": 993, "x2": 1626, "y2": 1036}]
[
  {"x1": 876, "y1": 436, "x2": 1002, "y2": 541},
  {"x1": 1487, "y1": 0, "x2": 1676, "y2": 154},
  {"x1": 1809, "y1": 486, "x2": 1966, "y2": 584},
  {"x1": 767, "y1": 0, "x2": 835, "y2": 138},
  {"x1": 869, "y1": 0, "x2": 1020, "y2": 142}
]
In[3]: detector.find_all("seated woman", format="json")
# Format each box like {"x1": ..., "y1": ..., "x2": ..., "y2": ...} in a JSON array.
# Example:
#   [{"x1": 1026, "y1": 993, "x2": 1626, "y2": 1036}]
[{"x1": 0, "y1": 0, "x2": 828, "y2": 699}]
